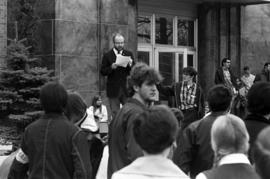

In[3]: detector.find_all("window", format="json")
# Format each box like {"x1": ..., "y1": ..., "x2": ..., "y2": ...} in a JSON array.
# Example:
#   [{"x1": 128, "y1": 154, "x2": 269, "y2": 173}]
[
  {"x1": 137, "y1": 14, "x2": 197, "y2": 84},
  {"x1": 155, "y1": 16, "x2": 173, "y2": 45},
  {"x1": 137, "y1": 16, "x2": 151, "y2": 44},
  {"x1": 177, "y1": 19, "x2": 194, "y2": 46}
]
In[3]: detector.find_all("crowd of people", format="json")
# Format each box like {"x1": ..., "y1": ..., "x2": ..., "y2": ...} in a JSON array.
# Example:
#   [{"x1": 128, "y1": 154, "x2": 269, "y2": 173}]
[{"x1": 1, "y1": 33, "x2": 270, "y2": 179}]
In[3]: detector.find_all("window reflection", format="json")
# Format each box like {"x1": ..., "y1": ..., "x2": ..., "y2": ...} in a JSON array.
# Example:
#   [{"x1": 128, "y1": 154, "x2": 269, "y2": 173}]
[
  {"x1": 137, "y1": 16, "x2": 151, "y2": 43},
  {"x1": 155, "y1": 16, "x2": 173, "y2": 45},
  {"x1": 138, "y1": 51, "x2": 150, "y2": 65},
  {"x1": 159, "y1": 52, "x2": 175, "y2": 85},
  {"x1": 177, "y1": 19, "x2": 194, "y2": 46}
]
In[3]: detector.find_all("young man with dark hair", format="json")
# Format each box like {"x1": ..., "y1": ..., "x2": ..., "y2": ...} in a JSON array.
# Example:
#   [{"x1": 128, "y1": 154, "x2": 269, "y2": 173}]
[
  {"x1": 254, "y1": 62, "x2": 270, "y2": 83},
  {"x1": 214, "y1": 58, "x2": 237, "y2": 95},
  {"x1": 112, "y1": 105, "x2": 189, "y2": 179},
  {"x1": 173, "y1": 85, "x2": 233, "y2": 178},
  {"x1": 8, "y1": 82, "x2": 92, "y2": 179},
  {"x1": 107, "y1": 63, "x2": 162, "y2": 179},
  {"x1": 100, "y1": 33, "x2": 134, "y2": 120},
  {"x1": 158, "y1": 66, "x2": 205, "y2": 129}
]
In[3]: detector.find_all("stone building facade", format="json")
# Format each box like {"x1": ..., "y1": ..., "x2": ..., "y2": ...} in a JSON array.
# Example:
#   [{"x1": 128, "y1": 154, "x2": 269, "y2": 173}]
[
  {"x1": 2, "y1": 0, "x2": 270, "y2": 106},
  {"x1": 0, "y1": 0, "x2": 6, "y2": 68}
]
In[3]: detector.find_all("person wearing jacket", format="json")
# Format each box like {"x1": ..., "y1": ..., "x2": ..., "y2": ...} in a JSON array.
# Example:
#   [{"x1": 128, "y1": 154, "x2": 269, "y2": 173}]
[
  {"x1": 112, "y1": 105, "x2": 189, "y2": 179},
  {"x1": 65, "y1": 92, "x2": 105, "y2": 179},
  {"x1": 244, "y1": 82, "x2": 270, "y2": 163},
  {"x1": 253, "y1": 126, "x2": 270, "y2": 179},
  {"x1": 8, "y1": 82, "x2": 92, "y2": 179},
  {"x1": 254, "y1": 62, "x2": 270, "y2": 83},
  {"x1": 174, "y1": 85, "x2": 232, "y2": 178},
  {"x1": 214, "y1": 58, "x2": 237, "y2": 95},
  {"x1": 100, "y1": 33, "x2": 134, "y2": 120},
  {"x1": 196, "y1": 114, "x2": 260, "y2": 179},
  {"x1": 158, "y1": 66, "x2": 205, "y2": 129},
  {"x1": 108, "y1": 63, "x2": 162, "y2": 179}
]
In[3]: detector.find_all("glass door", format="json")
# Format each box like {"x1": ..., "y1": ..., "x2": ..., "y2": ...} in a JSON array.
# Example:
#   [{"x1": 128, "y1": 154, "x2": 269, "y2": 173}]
[{"x1": 137, "y1": 46, "x2": 153, "y2": 66}]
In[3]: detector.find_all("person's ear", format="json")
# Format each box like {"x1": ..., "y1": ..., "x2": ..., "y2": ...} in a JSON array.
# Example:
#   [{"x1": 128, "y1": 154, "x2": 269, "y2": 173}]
[{"x1": 133, "y1": 85, "x2": 139, "y2": 92}]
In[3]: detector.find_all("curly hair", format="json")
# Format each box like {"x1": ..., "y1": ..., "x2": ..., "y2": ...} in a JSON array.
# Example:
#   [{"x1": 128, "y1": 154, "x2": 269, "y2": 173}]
[{"x1": 127, "y1": 62, "x2": 162, "y2": 97}]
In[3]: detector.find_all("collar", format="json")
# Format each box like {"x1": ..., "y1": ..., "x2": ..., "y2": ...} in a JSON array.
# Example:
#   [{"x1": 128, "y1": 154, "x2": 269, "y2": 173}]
[
  {"x1": 218, "y1": 153, "x2": 250, "y2": 166},
  {"x1": 222, "y1": 66, "x2": 229, "y2": 71},
  {"x1": 117, "y1": 155, "x2": 187, "y2": 177},
  {"x1": 127, "y1": 97, "x2": 148, "y2": 109},
  {"x1": 113, "y1": 48, "x2": 123, "y2": 55}
]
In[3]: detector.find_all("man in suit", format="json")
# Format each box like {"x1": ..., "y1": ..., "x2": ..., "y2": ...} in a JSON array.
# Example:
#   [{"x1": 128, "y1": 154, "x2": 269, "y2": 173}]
[
  {"x1": 215, "y1": 58, "x2": 237, "y2": 95},
  {"x1": 254, "y1": 62, "x2": 270, "y2": 83},
  {"x1": 100, "y1": 33, "x2": 134, "y2": 120}
]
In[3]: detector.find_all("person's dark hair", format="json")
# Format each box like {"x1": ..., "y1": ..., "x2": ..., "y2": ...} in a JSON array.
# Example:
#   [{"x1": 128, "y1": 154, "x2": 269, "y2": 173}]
[
  {"x1": 92, "y1": 95, "x2": 101, "y2": 108},
  {"x1": 40, "y1": 82, "x2": 68, "y2": 114},
  {"x1": 247, "y1": 82, "x2": 270, "y2": 115},
  {"x1": 207, "y1": 85, "x2": 232, "y2": 112},
  {"x1": 127, "y1": 62, "x2": 162, "y2": 96},
  {"x1": 243, "y1": 66, "x2": 249, "y2": 71},
  {"x1": 183, "y1": 66, "x2": 197, "y2": 77},
  {"x1": 221, "y1": 57, "x2": 230, "y2": 66},
  {"x1": 264, "y1": 62, "x2": 270, "y2": 68},
  {"x1": 253, "y1": 126, "x2": 270, "y2": 179},
  {"x1": 64, "y1": 92, "x2": 87, "y2": 123},
  {"x1": 133, "y1": 105, "x2": 179, "y2": 154}
]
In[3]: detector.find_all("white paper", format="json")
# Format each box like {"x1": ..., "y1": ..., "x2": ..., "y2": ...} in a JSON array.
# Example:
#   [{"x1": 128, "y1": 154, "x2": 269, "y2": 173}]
[{"x1": 115, "y1": 55, "x2": 132, "y2": 67}]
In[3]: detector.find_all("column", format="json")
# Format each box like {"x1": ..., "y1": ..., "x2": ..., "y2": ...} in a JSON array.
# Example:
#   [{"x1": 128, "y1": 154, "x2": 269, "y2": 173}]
[{"x1": 0, "y1": 0, "x2": 6, "y2": 68}]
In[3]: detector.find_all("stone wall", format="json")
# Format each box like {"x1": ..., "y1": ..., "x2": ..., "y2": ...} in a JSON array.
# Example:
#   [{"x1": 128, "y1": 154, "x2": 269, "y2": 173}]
[
  {"x1": 33, "y1": 0, "x2": 137, "y2": 107},
  {"x1": 0, "y1": 0, "x2": 6, "y2": 67},
  {"x1": 241, "y1": 4, "x2": 270, "y2": 75},
  {"x1": 198, "y1": 3, "x2": 241, "y2": 93}
]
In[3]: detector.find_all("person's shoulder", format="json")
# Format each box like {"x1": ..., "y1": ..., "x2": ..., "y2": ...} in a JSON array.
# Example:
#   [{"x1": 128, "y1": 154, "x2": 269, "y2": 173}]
[
  {"x1": 189, "y1": 119, "x2": 201, "y2": 129},
  {"x1": 103, "y1": 49, "x2": 114, "y2": 56},
  {"x1": 87, "y1": 106, "x2": 94, "y2": 111}
]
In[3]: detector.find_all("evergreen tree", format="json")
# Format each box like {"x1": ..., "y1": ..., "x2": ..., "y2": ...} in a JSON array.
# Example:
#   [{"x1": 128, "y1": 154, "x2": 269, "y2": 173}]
[{"x1": 0, "y1": 39, "x2": 55, "y2": 130}]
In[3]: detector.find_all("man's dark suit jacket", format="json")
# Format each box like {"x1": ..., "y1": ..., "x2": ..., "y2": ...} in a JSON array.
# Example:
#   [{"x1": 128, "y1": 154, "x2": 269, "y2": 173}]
[
  {"x1": 100, "y1": 49, "x2": 134, "y2": 98},
  {"x1": 214, "y1": 67, "x2": 237, "y2": 87}
]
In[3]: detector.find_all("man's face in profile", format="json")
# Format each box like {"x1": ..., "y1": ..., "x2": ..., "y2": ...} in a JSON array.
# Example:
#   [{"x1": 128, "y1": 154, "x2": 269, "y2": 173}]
[{"x1": 223, "y1": 59, "x2": 231, "y2": 69}]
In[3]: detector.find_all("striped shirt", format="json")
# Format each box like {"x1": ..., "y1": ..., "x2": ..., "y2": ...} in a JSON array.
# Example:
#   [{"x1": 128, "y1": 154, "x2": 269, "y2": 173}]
[{"x1": 180, "y1": 82, "x2": 197, "y2": 110}]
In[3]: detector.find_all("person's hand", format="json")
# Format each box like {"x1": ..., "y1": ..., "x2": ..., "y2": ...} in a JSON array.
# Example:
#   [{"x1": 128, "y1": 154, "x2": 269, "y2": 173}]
[
  {"x1": 111, "y1": 63, "x2": 118, "y2": 69},
  {"x1": 128, "y1": 58, "x2": 133, "y2": 66}
]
